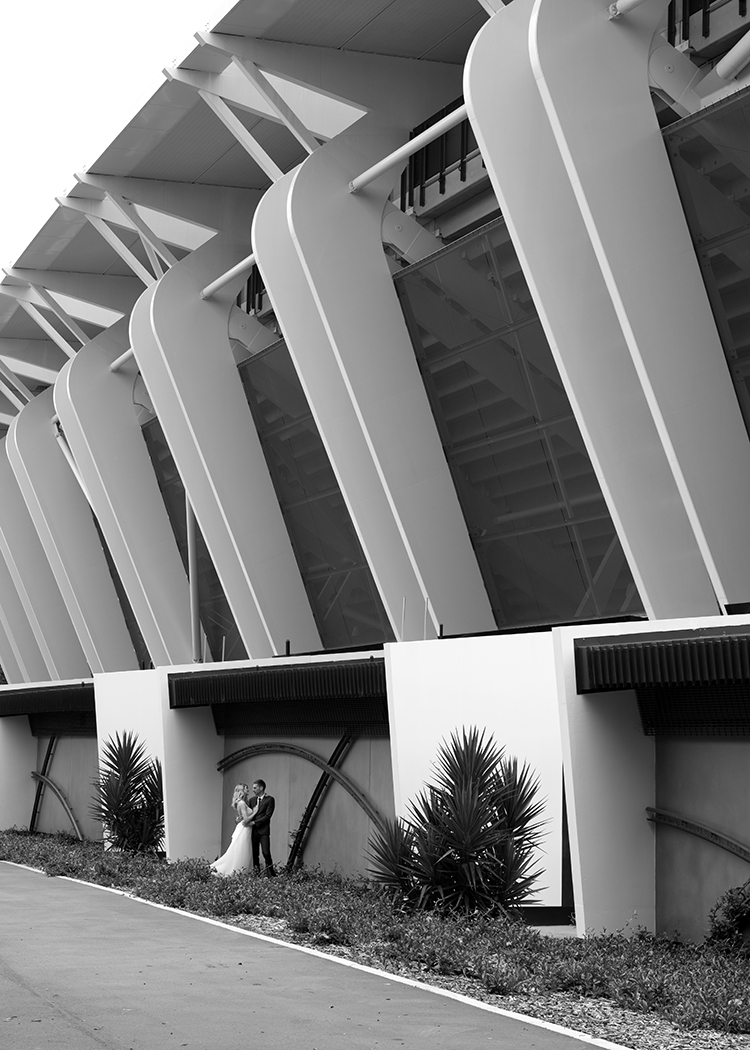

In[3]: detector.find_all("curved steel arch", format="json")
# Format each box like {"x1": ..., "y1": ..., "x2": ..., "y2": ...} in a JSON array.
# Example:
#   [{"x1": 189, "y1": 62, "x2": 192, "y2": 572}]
[
  {"x1": 646, "y1": 807, "x2": 750, "y2": 864},
  {"x1": 30, "y1": 771, "x2": 84, "y2": 841},
  {"x1": 219, "y1": 741, "x2": 388, "y2": 837}
]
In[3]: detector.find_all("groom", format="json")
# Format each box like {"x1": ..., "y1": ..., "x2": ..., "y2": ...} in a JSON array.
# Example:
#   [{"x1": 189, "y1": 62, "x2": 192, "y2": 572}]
[{"x1": 246, "y1": 779, "x2": 275, "y2": 876}]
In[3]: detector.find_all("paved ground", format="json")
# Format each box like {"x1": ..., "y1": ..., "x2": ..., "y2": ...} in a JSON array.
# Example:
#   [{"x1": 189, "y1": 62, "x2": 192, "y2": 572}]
[{"x1": 0, "y1": 863, "x2": 619, "y2": 1050}]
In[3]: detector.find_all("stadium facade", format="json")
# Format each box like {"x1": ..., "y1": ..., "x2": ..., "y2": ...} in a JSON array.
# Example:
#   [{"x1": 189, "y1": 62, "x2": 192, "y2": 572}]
[{"x1": 2, "y1": 0, "x2": 750, "y2": 939}]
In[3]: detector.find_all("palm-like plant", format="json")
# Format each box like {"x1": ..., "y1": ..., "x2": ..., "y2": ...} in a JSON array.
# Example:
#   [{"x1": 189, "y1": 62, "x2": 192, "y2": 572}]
[
  {"x1": 367, "y1": 727, "x2": 546, "y2": 914},
  {"x1": 90, "y1": 732, "x2": 164, "y2": 853}
]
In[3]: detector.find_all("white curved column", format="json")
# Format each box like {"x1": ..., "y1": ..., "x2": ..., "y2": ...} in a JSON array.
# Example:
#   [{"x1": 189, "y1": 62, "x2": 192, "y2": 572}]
[
  {"x1": 253, "y1": 142, "x2": 495, "y2": 641},
  {"x1": 0, "y1": 448, "x2": 88, "y2": 680},
  {"x1": 131, "y1": 236, "x2": 320, "y2": 658},
  {"x1": 7, "y1": 389, "x2": 138, "y2": 673},
  {"x1": 465, "y1": 0, "x2": 722, "y2": 618},
  {"x1": 0, "y1": 552, "x2": 46, "y2": 683},
  {"x1": 54, "y1": 320, "x2": 193, "y2": 667},
  {"x1": 527, "y1": 0, "x2": 750, "y2": 611}
]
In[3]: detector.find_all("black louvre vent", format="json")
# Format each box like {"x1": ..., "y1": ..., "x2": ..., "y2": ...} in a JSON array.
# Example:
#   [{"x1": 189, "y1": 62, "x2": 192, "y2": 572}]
[
  {"x1": 0, "y1": 682, "x2": 94, "y2": 718},
  {"x1": 169, "y1": 659, "x2": 386, "y2": 709},
  {"x1": 636, "y1": 684, "x2": 750, "y2": 736},
  {"x1": 575, "y1": 628, "x2": 750, "y2": 693},
  {"x1": 212, "y1": 698, "x2": 389, "y2": 737},
  {"x1": 28, "y1": 711, "x2": 97, "y2": 738}
]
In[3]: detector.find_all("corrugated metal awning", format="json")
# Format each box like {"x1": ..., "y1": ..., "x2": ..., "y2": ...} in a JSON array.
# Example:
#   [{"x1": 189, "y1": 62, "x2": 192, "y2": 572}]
[
  {"x1": 574, "y1": 627, "x2": 750, "y2": 693},
  {"x1": 169, "y1": 658, "x2": 389, "y2": 737},
  {"x1": 168, "y1": 658, "x2": 386, "y2": 708},
  {"x1": 0, "y1": 681, "x2": 94, "y2": 717}
]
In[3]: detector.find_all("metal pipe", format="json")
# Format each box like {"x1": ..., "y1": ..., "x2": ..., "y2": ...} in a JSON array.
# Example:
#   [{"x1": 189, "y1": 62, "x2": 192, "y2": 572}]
[
  {"x1": 609, "y1": 0, "x2": 667, "y2": 17},
  {"x1": 200, "y1": 252, "x2": 256, "y2": 300},
  {"x1": 716, "y1": 28, "x2": 750, "y2": 79},
  {"x1": 185, "y1": 494, "x2": 202, "y2": 662},
  {"x1": 110, "y1": 347, "x2": 135, "y2": 373},
  {"x1": 349, "y1": 104, "x2": 468, "y2": 194}
]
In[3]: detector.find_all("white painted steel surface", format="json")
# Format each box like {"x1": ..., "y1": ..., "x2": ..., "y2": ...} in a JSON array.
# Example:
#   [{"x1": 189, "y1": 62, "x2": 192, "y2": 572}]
[
  {"x1": 253, "y1": 44, "x2": 494, "y2": 641},
  {"x1": 0, "y1": 549, "x2": 45, "y2": 683},
  {"x1": 54, "y1": 322, "x2": 194, "y2": 668},
  {"x1": 531, "y1": 0, "x2": 750, "y2": 610},
  {"x1": 7, "y1": 390, "x2": 138, "y2": 674},
  {"x1": 465, "y1": 0, "x2": 722, "y2": 618},
  {"x1": 349, "y1": 104, "x2": 468, "y2": 193},
  {"x1": 130, "y1": 233, "x2": 320, "y2": 658},
  {"x1": 0, "y1": 448, "x2": 88, "y2": 680}
]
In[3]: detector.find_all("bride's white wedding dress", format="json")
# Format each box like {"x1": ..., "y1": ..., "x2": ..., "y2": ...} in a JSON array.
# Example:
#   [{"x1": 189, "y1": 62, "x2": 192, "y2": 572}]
[{"x1": 211, "y1": 819, "x2": 253, "y2": 876}]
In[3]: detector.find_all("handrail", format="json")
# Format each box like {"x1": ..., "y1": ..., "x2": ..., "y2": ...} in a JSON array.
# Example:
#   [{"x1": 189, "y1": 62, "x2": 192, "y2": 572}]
[
  {"x1": 349, "y1": 104, "x2": 468, "y2": 194},
  {"x1": 30, "y1": 771, "x2": 84, "y2": 841},
  {"x1": 110, "y1": 347, "x2": 135, "y2": 373},
  {"x1": 200, "y1": 252, "x2": 256, "y2": 300}
]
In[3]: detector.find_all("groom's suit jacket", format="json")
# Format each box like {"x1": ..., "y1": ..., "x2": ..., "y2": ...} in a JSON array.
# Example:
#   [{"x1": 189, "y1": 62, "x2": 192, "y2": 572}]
[{"x1": 252, "y1": 794, "x2": 275, "y2": 833}]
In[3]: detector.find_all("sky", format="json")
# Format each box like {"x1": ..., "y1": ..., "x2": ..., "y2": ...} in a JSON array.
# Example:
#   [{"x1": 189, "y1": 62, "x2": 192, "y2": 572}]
[{"x1": 0, "y1": 0, "x2": 227, "y2": 269}]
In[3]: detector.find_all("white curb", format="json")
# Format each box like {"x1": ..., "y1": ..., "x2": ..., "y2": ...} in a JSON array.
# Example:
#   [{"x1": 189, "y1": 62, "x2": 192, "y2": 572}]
[{"x1": 2, "y1": 860, "x2": 632, "y2": 1050}]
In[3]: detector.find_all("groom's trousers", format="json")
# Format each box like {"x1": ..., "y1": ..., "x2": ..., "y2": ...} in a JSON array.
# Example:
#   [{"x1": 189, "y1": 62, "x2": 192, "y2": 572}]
[{"x1": 251, "y1": 827, "x2": 274, "y2": 875}]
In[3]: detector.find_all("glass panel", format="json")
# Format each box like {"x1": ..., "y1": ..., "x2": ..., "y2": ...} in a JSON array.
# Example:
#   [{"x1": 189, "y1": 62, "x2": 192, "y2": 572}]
[
  {"x1": 239, "y1": 343, "x2": 394, "y2": 649},
  {"x1": 664, "y1": 91, "x2": 750, "y2": 435},
  {"x1": 141, "y1": 418, "x2": 247, "y2": 662},
  {"x1": 91, "y1": 514, "x2": 151, "y2": 669},
  {"x1": 395, "y1": 217, "x2": 643, "y2": 628}
]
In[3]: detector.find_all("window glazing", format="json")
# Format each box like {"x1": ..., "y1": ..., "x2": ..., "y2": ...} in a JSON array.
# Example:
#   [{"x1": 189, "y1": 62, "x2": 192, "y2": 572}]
[
  {"x1": 394, "y1": 217, "x2": 643, "y2": 628},
  {"x1": 141, "y1": 417, "x2": 247, "y2": 662},
  {"x1": 238, "y1": 343, "x2": 393, "y2": 649}
]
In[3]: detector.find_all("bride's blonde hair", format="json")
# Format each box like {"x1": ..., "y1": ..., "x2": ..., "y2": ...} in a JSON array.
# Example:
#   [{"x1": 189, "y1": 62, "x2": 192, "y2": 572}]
[{"x1": 231, "y1": 783, "x2": 249, "y2": 808}]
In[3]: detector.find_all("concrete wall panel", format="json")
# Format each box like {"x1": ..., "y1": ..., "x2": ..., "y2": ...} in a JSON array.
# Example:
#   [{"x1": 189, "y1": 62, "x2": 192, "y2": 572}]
[{"x1": 385, "y1": 633, "x2": 563, "y2": 906}]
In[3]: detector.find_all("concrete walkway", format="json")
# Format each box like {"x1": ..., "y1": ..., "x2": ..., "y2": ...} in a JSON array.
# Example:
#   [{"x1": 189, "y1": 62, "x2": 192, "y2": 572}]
[{"x1": 1, "y1": 862, "x2": 622, "y2": 1050}]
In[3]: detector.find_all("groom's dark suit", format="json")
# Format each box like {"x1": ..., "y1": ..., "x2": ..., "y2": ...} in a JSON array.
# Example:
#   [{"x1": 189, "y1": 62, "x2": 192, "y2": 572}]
[{"x1": 251, "y1": 793, "x2": 275, "y2": 875}]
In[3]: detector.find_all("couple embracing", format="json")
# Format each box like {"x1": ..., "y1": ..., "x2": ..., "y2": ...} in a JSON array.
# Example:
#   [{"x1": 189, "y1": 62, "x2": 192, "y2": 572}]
[{"x1": 211, "y1": 779, "x2": 275, "y2": 877}]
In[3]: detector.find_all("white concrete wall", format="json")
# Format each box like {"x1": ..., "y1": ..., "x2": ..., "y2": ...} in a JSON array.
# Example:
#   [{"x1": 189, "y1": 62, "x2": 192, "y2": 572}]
[
  {"x1": 553, "y1": 613, "x2": 750, "y2": 936},
  {"x1": 0, "y1": 713, "x2": 36, "y2": 829},
  {"x1": 384, "y1": 633, "x2": 563, "y2": 906},
  {"x1": 159, "y1": 679, "x2": 223, "y2": 863},
  {"x1": 93, "y1": 666, "x2": 223, "y2": 861}
]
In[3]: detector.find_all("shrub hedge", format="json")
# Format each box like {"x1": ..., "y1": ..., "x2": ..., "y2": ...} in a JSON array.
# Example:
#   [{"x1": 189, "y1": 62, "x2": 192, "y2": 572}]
[{"x1": 2, "y1": 829, "x2": 749, "y2": 1035}]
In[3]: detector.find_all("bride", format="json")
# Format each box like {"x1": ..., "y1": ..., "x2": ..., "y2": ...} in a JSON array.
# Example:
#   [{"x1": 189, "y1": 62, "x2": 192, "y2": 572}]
[{"x1": 211, "y1": 783, "x2": 258, "y2": 876}]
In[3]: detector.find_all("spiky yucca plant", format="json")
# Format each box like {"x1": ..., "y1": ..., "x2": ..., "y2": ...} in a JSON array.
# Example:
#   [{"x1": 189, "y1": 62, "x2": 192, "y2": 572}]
[
  {"x1": 90, "y1": 732, "x2": 164, "y2": 853},
  {"x1": 367, "y1": 727, "x2": 545, "y2": 914}
]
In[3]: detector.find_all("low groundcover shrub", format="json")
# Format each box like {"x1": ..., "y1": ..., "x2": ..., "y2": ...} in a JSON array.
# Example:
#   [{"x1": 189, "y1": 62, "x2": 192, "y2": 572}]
[{"x1": 2, "y1": 829, "x2": 749, "y2": 1035}]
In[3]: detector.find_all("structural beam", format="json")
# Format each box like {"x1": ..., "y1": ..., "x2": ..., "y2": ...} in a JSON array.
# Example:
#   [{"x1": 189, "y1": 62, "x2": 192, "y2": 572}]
[
  {"x1": 198, "y1": 90, "x2": 284, "y2": 181},
  {"x1": 27, "y1": 286, "x2": 91, "y2": 346},
  {"x1": 54, "y1": 321, "x2": 194, "y2": 667},
  {"x1": 16, "y1": 301, "x2": 78, "y2": 359},
  {"x1": 0, "y1": 339, "x2": 66, "y2": 386},
  {"x1": 130, "y1": 234, "x2": 320, "y2": 657},
  {"x1": 105, "y1": 192, "x2": 179, "y2": 268},
  {"x1": 7, "y1": 389, "x2": 138, "y2": 673},
  {"x1": 201, "y1": 252, "x2": 255, "y2": 299},
  {"x1": 252, "y1": 51, "x2": 493, "y2": 640},
  {"x1": 0, "y1": 448, "x2": 89, "y2": 679},
  {"x1": 350, "y1": 105, "x2": 468, "y2": 193},
  {"x1": 230, "y1": 56, "x2": 319, "y2": 154},
  {"x1": 0, "y1": 359, "x2": 32, "y2": 406},
  {"x1": 84, "y1": 215, "x2": 155, "y2": 285}
]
